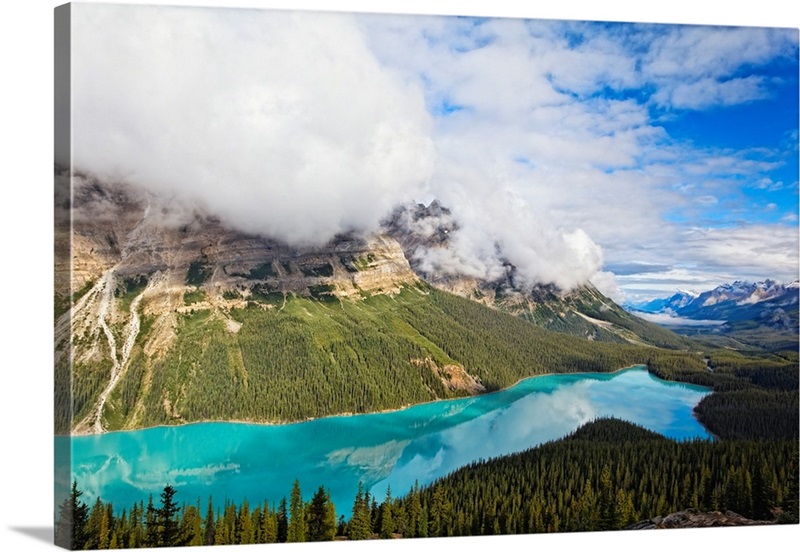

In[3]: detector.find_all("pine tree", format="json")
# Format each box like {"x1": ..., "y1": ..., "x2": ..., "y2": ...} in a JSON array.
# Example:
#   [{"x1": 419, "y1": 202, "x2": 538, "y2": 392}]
[
  {"x1": 700, "y1": 466, "x2": 714, "y2": 510},
  {"x1": 203, "y1": 497, "x2": 216, "y2": 546},
  {"x1": 752, "y1": 460, "x2": 774, "y2": 520},
  {"x1": 406, "y1": 481, "x2": 422, "y2": 537},
  {"x1": 178, "y1": 503, "x2": 203, "y2": 546},
  {"x1": 324, "y1": 491, "x2": 338, "y2": 541},
  {"x1": 144, "y1": 496, "x2": 157, "y2": 548},
  {"x1": 276, "y1": 497, "x2": 288, "y2": 543},
  {"x1": 213, "y1": 505, "x2": 231, "y2": 546},
  {"x1": 156, "y1": 484, "x2": 185, "y2": 547},
  {"x1": 347, "y1": 482, "x2": 371, "y2": 540},
  {"x1": 430, "y1": 485, "x2": 444, "y2": 537},
  {"x1": 778, "y1": 449, "x2": 799, "y2": 524},
  {"x1": 261, "y1": 503, "x2": 278, "y2": 543},
  {"x1": 380, "y1": 486, "x2": 394, "y2": 539},
  {"x1": 112, "y1": 509, "x2": 127, "y2": 550},
  {"x1": 369, "y1": 494, "x2": 379, "y2": 533},
  {"x1": 393, "y1": 497, "x2": 408, "y2": 535},
  {"x1": 55, "y1": 481, "x2": 90, "y2": 550},
  {"x1": 251, "y1": 505, "x2": 263, "y2": 543},
  {"x1": 85, "y1": 497, "x2": 106, "y2": 549},
  {"x1": 576, "y1": 479, "x2": 597, "y2": 531},
  {"x1": 307, "y1": 486, "x2": 336, "y2": 541},
  {"x1": 129, "y1": 501, "x2": 144, "y2": 549},
  {"x1": 237, "y1": 499, "x2": 253, "y2": 544},
  {"x1": 287, "y1": 479, "x2": 306, "y2": 542},
  {"x1": 418, "y1": 504, "x2": 429, "y2": 538},
  {"x1": 615, "y1": 489, "x2": 635, "y2": 528},
  {"x1": 597, "y1": 465, "x2": 618, "y2": 530},
  {"x1": 100, "y1": 503, "x2": 113, "y2": 549}
]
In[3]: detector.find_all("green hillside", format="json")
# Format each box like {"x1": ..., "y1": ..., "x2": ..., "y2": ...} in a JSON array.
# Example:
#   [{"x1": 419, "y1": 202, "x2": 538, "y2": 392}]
[
  {"x1": 500, "y1": 283, "x2": 696, "y2": 349},
  {"x1": 96, "y1": 284, "x2": 702, "y2": 431}
]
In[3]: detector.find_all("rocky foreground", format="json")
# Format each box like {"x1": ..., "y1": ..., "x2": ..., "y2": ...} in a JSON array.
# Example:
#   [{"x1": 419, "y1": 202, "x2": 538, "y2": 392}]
[{"x1": 627, "y1": 510, "x2": 774, "y2": 529}]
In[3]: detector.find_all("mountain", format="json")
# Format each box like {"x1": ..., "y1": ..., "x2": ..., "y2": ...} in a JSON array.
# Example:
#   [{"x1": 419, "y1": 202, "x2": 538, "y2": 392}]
[
  {"x1": 634, "y1": 280, "x2": 799, "y2": 327},
  {"x1": 636, "y1": 290, "x2": 699, "y2": 314},
  {"x1": 55, "y1": 171, "x2": 697, "y2": 434},
  {"x1": 385, "y1": 202, "x2": 694, "y2": 350},
  {"x1": 629, "y1": 280, "x2": 799, "y2": 351}
]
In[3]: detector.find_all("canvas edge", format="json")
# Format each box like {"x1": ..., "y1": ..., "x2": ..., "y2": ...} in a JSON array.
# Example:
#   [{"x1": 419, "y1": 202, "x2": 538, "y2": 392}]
[{"x1": 54, "y1": 2, "x2": 73, "y2": 550}]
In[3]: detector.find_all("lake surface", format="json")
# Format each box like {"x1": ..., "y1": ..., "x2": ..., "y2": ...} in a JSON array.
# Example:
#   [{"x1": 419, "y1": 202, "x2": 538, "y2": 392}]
[{"x1": 62, "y1": 367, "x2": 712, "y2": 514}]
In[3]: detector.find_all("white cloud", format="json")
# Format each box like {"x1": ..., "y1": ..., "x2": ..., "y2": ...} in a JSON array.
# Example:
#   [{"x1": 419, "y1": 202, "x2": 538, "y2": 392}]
[
  {"x1": 695, "y1": 195, "x2": 719, "y2": 206},
  {"x1": 681, "y1": 225, "x2": 799, "y2": 277},
  {"x1": 632, "y1": 312, "x2": 727, "y2": 326},
  {"x1": 643, "y1": 25, "x2": 797, "y2": 110},
  {"x1": 657, "y1": 76, "x2": 769, "y2": 110},
  {"x1": 614, "y1": 223, "x2": 800, "y2": 304},
  {"x1": 72, "y1": 4, "x2": 435, "y2": 247},
  {"x1": 590, "y1": 271, "x2": 626, "y2": 304}
]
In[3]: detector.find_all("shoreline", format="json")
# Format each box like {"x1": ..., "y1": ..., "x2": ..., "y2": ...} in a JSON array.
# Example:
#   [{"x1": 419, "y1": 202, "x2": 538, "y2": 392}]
[{"x1": 63, "y1": 363, "x2": 713, "y2": 438}]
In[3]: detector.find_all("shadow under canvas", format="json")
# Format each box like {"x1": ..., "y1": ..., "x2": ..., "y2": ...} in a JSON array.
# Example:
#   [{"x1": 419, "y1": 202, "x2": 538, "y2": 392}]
[{"x1": 9, "y1": 526, "x2": 53, "y2": 545}]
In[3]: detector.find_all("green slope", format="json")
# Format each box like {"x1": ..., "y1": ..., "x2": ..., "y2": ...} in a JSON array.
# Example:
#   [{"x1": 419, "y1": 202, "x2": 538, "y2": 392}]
[
  {"x1": 499, "y1": 283, "x2": 696, "y2": 349},
  {"x1": 99, "y1": 285, "x2": 703, "y2": 430}
]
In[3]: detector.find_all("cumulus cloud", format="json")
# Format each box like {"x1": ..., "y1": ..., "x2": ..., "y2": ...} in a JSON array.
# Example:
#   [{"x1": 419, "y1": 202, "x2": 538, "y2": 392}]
[
  {"x1": 71, "y1": 4, "x2": 616, "y2": 291},
  {"x1": 71, "y1": 4, "x2": 435, "y2": 247}
]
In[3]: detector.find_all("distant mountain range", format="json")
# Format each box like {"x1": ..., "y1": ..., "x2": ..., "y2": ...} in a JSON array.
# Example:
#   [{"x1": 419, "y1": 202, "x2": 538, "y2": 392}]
[{"x1": 629, "y1": 280, "x2": 799, "y2": 350}]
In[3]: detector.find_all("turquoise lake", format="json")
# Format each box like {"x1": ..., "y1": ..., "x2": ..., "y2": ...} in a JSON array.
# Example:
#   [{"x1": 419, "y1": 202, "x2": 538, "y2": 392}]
[{"x1": 62, "y1": 367, "x2": 712, "y2": 514}]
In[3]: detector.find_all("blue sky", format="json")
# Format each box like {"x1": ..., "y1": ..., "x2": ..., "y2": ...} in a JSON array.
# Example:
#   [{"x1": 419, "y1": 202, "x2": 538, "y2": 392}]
[{"x1": 69, "y1": 4, "x2": 799, "y2": 304}]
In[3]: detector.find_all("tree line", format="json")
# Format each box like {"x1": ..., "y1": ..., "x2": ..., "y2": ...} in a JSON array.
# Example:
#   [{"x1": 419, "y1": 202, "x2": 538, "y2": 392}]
[{"x1": 56, "y1": 479, "x2": 336, "y2": 550}]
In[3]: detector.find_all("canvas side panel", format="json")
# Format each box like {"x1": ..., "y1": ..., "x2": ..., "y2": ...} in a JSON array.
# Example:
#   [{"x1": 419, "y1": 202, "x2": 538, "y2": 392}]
[{"x1": 54, "y1": 3, "x2": 73, "y2": 549}]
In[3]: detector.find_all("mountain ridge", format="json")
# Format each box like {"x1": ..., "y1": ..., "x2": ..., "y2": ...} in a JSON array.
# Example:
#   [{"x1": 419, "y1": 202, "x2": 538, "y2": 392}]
[{"x1": 631, "y1": 279, "x2": 799, "y2": 331}]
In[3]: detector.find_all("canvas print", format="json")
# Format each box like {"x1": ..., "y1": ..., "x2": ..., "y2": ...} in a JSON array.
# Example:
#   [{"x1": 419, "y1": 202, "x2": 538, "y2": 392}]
[{"x1": 54, "y1": 2, "x2": 799, "y2": 549}]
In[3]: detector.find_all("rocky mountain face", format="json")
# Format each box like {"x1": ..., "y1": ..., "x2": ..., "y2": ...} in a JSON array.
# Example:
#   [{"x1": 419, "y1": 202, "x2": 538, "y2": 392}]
[
  {"x1": 57, "y1": 177, "x2": 685, "y2": 363},
  {"x1": 56, "y1": 173, "x2": 424, "y2": 433},
  {"x1": 62, "y1": 173, "x2": 420, "y2": 303}
]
